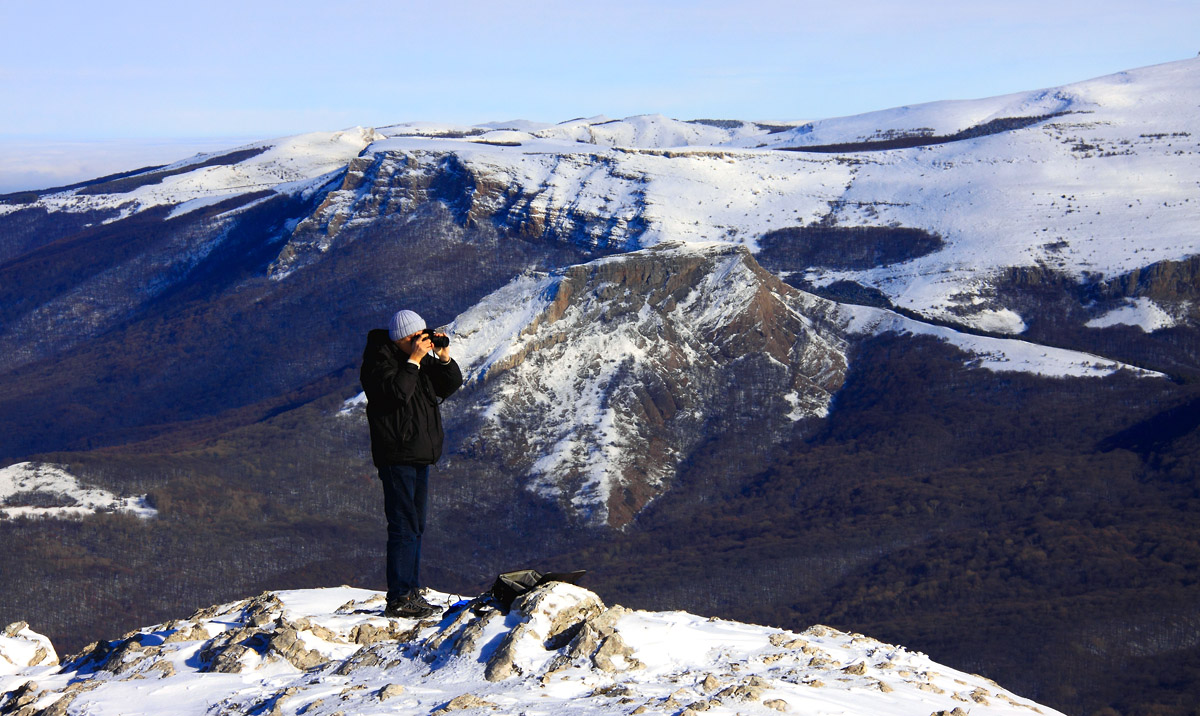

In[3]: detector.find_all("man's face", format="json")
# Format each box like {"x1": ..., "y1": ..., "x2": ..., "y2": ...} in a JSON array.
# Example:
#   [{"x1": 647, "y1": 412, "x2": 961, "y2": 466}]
[{"x1": 395, "y1": 330, "x2": 426, "y2": 357}]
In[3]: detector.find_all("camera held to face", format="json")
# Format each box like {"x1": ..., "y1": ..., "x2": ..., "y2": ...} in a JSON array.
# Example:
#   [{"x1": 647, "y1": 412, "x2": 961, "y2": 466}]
[{"x1": 423, "y1": 327, "x2": 450, "y2": 349}]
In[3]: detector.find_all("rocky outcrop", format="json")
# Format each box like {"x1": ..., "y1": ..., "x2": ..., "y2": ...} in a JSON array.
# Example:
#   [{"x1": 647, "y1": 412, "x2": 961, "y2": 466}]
[
  {"x1": 0, "y1": 585, "x2": 1065, "y2": 716},
  {"x1": 0, "y1": 623, "x2": 56, "y2": 674},
  {"x1": 446, "y1": 242, "x2": 849, "y2": 527}
]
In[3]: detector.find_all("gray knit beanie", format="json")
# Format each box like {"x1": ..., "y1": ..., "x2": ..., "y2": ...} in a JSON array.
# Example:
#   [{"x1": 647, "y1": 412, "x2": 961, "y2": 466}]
[{"x1": 388, "y1": 309, "x2": 426, "y2": 341}]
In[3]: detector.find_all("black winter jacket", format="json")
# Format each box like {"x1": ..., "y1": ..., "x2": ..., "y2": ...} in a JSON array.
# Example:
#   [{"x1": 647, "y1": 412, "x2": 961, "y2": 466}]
[{"x1": 360, "y1": 328, "x2": 463, "y2": 467}]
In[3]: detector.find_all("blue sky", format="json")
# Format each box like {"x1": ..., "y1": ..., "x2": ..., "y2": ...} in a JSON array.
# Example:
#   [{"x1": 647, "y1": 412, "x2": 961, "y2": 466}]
[{"x1": 1, "y1": 0, "x2": 1197, "y2": 191}]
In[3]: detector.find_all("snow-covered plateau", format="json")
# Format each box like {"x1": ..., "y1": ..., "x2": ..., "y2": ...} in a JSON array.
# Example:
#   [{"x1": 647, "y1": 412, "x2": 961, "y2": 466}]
[
  {"x1": 0, "y1": 582, "x2": 1064, "y2": 716},
  {"x1": 9, "y1": 58, "x2": 1198, "y2": 334}
]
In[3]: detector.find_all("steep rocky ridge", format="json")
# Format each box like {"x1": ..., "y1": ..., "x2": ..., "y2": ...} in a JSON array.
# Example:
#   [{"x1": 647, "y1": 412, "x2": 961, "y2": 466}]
[
  {"x1": 269, "y1": 147, "x2": 652, "y2": 278},
  {"x1": 437, "y1": 242, "x2": 848, "y2": 527},
  {"x1": 343, "y1": 241, "x2": 1149, "y2": 533}
]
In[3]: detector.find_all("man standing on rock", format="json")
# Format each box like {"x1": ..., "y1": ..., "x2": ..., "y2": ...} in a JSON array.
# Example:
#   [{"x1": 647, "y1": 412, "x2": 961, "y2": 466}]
[{"x1": 360, "y1": 309, "x2": 462, "y2": 619}]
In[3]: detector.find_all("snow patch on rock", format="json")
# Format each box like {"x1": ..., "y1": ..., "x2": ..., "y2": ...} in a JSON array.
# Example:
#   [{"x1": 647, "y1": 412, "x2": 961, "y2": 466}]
[{"x1": 0, "y1": 622, "x2": 57, "y2": 675}]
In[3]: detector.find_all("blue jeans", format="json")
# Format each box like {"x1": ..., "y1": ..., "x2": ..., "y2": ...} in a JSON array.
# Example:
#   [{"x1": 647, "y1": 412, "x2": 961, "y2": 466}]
[{"x1": 379, "y1": 464, "x2": 429, "y2": 602}]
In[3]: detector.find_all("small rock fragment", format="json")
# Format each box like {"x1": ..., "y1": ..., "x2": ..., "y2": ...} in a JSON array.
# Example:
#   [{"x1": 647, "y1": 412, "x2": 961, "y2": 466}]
[
  {"x1": 433, "y1": 693, "x2": 497, "y2": 714},
  {"x1": 3, "y1": 681, "x2": 40, "y2": 712},
  {"x1": 378, "y1": 684, "x2": 405, "y2": 700},
  {"x1": 147, "y1": 660, "x2": 176, "y2": 678}
]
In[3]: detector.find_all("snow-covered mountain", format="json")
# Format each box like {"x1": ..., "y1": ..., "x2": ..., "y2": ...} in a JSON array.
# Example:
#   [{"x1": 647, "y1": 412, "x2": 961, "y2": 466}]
[
  {"x1": 1, "y1": 57, "x2": 1198, "y2": 716},
  {"x1": 8, "y1": 58, "x2": 1197, "y2": 335},
  {"x1": 0, "y1": 582, "x2": 1065, "y2": 716}
]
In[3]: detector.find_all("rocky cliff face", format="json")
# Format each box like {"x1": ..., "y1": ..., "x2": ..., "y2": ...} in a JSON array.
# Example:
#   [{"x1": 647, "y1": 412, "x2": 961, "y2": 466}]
[
  {"x1": 270, "y1": 147, "x2": 650, "y2": 279},
  {"x1": 440, "y1": 242, "x2": 848, "y2": 528}
]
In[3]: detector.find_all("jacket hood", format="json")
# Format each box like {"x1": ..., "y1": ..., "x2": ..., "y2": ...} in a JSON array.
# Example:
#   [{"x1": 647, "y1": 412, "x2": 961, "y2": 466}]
[{"x1": 363, "y1": 328, "x2": 395, "y2": 359}]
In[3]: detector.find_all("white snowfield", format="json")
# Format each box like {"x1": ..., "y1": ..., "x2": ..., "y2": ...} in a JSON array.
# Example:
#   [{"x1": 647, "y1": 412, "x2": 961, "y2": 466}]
[
  {"x1": 0, "y1": 583, "x2": 1065, "y2": 716},
  {"x1": 837, "y1": 302, "x2": 1161, "y2": 378},
  {"x1": 1085, "y1": 297, "x2": 1179, "y2": 332},
  {"x1": 0, "y1": 462, "x2": 156, "y2": 521}
]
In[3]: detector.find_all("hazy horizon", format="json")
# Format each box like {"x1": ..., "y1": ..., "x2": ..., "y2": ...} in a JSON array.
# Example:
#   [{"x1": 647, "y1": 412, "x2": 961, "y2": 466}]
[{"x1": 3, "y1": 0, "x2": 1198, "y2": 192}]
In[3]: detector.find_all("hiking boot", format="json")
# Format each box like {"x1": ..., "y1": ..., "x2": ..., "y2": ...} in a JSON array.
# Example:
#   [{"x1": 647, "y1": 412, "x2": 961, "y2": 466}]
[
  {"x1": 411, "y1": 589, "x2": 439, "y2": 610},
  {"x1": 384, "y1": 590, "x2": 440, "y2": 619}
]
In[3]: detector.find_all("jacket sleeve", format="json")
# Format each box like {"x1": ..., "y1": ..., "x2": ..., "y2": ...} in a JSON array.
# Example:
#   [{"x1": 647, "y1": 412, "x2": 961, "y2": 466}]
[
  {"x1": 425, "y1": 357, "x2": 464, "y2": 400},
  {"x1": 363, "y1": 344, "x2": 422, "y2": 407}
]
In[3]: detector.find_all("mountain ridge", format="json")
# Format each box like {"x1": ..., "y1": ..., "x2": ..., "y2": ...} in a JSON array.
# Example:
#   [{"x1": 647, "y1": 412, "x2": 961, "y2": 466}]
[{"x1": 6, "y1": 59, "x2": 1198, "y2": 345}]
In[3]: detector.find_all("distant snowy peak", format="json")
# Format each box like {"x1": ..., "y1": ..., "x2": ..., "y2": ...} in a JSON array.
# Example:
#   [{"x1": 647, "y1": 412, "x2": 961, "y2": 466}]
[
  {"x1": 376, "y1": 58, "x2": 1199, "y2": 154},
  {"x1": 0, "y1": 583, "x2": 1067, "y2": 716},
  {"x1": 377, "y1": 114, "x2": 803, "y2": 150}
]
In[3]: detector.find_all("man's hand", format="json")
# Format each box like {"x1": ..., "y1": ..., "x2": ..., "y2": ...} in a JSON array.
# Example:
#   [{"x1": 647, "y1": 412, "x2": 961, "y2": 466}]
[
  {"x1": 408, "y1": 332, "x2": 434, "y2": 363},
  {"x1": 432, "y1": 333, "x2": 451, "y2": 362}
]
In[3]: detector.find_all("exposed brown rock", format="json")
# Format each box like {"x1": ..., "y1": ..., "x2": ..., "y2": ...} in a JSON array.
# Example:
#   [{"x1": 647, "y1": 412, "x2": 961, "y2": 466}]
[
  {"x1": 350, "y1": 620, "x2": 420, "y2": 646},
  {"x1": 2, "y1": 623, "x2": 28, "y2": 637},
  {"x1": 433, "y1": 693, "x2": 497, "y2": 714},
  {"x1": 377, "y1": 684, "x2": 405, "y2": 700},
  {"x1": 1, "y1": 681, "x2": 39, "y2": 713},
  {"x1": 206, "y1": 643, "x2": 254, "y2": 674},
  {"x1": 269, "y1": 628, "x2": 325, "y2": 670}
]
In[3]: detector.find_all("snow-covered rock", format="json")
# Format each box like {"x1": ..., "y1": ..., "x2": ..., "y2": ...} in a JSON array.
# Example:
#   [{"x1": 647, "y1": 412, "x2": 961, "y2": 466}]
[
  {"x1": 448, "y1": 242, "x2": 849, "y2": 527},
  {"x1": 0, "y1": 622, "x2": 57, "y2": 674},
  {"x1": 0, "y1": 584, "x2": 1067, "y2": 716}
]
